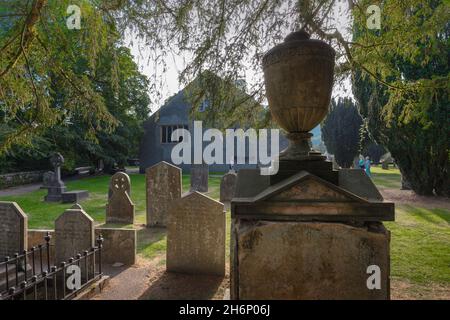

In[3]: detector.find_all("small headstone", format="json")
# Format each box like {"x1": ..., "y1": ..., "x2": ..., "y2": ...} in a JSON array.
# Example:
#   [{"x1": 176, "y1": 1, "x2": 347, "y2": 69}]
[
  {"x1": 44, "y1": 153, "x2": 67, "y2": 202},
  {"x1": 146, "y1": 161, "x2": 182, "y2": 227},
  {"x1": 167, "y1": 192, "x2": 225, "y2": 276},
  {"x1": 190, "y1": 164, "x2": 209, "y2": 192},
  {"x1": 220, "y1": 171, "x2": 237, "y2": 202},
  {"x1": 55, "y1": 206, "x2": 94, "y2": 264},
  {"x1": 0, "y1": 202, "x2": 27, "y2": 260},
  {"x1": 381, "y1": 161, "x2": 389, "y2": 170},
  {"x1": 106, "y1": 172, "x2": 135, "y2": 224}
]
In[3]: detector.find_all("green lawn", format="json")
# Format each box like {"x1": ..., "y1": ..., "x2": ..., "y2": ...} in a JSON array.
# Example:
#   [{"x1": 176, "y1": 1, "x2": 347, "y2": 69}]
[
  {"x1": 371, "y1": 165, "x2": 402, "y2": 189},
  {"x1": 0, "y1": 166, "x2": 449, "y2": 295}
]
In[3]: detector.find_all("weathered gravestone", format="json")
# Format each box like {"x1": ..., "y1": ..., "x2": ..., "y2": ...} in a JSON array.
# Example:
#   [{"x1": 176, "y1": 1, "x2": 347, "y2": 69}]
[
  {"x1": 167, "y1": 192, "x2": 225, "y2": 276},
  {"x1": 55, "y1": 205, "x2": 94, "y2": 265},
  {"x1": 220, "y1": 171, "x2": 237, "y2": 202},
  {"x1": 106, "y1": 172, "x2": 135, "y2": 224},
  {"x1": 190, "y1": 164, "x2": 209, "y2": 192},
  {"x1": 0, "y1": 202, "x2": 27, "y2": 260},
  {"x1": 146, "y1": 161, "x2": 182, "y2": 227},
  {"x1": 44, "y1": 153, "x2": 67, "y2": 202}
]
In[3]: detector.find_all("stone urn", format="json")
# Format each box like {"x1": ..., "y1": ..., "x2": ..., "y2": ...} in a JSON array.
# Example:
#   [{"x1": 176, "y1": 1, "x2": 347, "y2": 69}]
[{"x1": 262, "y1": 30, "x2": 335, "y2": 160}]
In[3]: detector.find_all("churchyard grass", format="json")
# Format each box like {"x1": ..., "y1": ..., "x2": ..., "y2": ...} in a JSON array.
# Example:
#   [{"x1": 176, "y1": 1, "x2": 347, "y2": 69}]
[
  {"x1": 0, "y1": 169, "x2": 448, "y2": 297},
  {"x1": 386, "y1": 205, "x2": 450, "y2": 284},
  {"x1": 371, "y1": 165, "x2": 402, "y2": 189}
]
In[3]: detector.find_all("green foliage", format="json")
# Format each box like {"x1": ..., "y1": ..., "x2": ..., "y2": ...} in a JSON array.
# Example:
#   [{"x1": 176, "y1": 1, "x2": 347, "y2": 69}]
[
  {"x1": 361, "y1": 142, "x2": 386, "y2": 164},
  {"x1": 0, "y1": 43, "x2": 150, "y2": 173},
  {"x1": 0, "y1": 0, "x2": 119, "y2": 151},
  {"x1": 321, "y1": 97, "x2": 363, "y2": 168},
  {"x1": 352, "y1": 0, "x2": 450, "y2": 196}
]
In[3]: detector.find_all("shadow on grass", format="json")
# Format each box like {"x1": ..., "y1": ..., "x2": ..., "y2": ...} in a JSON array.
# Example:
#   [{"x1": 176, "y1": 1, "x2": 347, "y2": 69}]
[
  {"x1": 138, "y1": 271, "x2": 225, "y2": 300},
  {"x1": 406, "y1": 205, "x2": 450, "y2": 225}
]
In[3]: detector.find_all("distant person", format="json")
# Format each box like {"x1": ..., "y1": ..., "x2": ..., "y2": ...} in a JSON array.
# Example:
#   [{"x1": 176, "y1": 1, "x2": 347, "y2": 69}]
[
  {"x1": 229, "y1": 158, "x2": 235, "y2": 172},
  {"x1": 358, "y1": 155, "x2": 365, "y2": 170},
  {"x1": 364, "y1": 156, "x2": 372, "y2": 177}
]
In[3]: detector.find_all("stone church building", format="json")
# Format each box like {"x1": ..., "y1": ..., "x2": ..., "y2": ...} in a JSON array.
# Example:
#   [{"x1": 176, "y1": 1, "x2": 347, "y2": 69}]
[{"x1": 139, "y1": 78, "x2": 288, "y2": 173}]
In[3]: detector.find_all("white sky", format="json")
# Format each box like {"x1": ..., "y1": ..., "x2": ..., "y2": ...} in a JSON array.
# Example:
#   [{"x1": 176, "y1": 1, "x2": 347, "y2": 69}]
[{"x1": 125, "y1": 1, "x2": 354, "y2": 114}]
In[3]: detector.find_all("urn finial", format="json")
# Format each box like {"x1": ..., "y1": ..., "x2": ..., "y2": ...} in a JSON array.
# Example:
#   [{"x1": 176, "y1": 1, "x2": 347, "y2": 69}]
[
  {"x1": 284, "y1": 30, "x2": 310, "y2": 42},
  {"x1": 262, "y1": 31, "x2": 335, "y2": 161}
]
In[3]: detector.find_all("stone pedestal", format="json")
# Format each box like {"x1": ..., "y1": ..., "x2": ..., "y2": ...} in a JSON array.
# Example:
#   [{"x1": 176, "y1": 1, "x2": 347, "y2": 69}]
[
  {"x1": 232, "y1": 220, "x2": 390, "y2": 299},
  {"x1": 231, "y1": 167, "x2": 394, "y2": 300},
  {"x1": 61, "y1": 190, "x2": 89, "y2": 203},
  {"x1": 44, "y1": 183, "x2": 67, "y2": 202}
]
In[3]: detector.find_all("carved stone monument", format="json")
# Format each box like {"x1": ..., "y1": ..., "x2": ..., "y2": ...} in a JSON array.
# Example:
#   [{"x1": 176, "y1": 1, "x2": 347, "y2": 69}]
[
  {"x1": 43, "y1": 153, "x2": 89, "y2": 203},
  {"x1": 167, "y1": 192, "x2": 225, "y2": 276},
  {"x1": 44, "y1": 153, "x2": 67, "y2": 202},
  {"x1": 106, "y1": 172, "x2": 135, "y2": 224},
  {"x1": 190, "y1": 164, "x2": 209, "y2": 192},
  {"x1": 231, "y1": 30, "x2": 395, "y2": 300},
  {"x1": 0, "y1": 202, "x2": 27, "y2": 260},
  {"x1": 146, "y1": 161, "x2": 182, "y2": 227},
  {"x1": 55, "y1": 205, "x2": 94, "y2": 264}
]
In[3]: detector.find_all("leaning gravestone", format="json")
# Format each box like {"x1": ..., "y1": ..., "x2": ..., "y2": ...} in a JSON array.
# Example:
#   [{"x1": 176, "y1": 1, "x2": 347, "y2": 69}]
[
  {"x1": 44, "y1": 153, "x2": 67, "y2": 202},
  {"x1": 55, "y1": 205, "x2": 94, "y2": 264},
  {"x1": 167, "y1": 192, "x2": 225, "y2": 276},
  {"x1": 146, "y1": 161, "x2": 182, "y2": 227},
  {"x1": 0, "y1": 202, "x2": 27, "y2": 260},
  {"x1": 190, "y1": 164, "x2": 209, "y2": 192},
  {"x1": 106, "y1": 172, "x2": 135, "y2": 224},
  {"x1": 220, "y1": 171, "x2": 237, "y2": 202}
]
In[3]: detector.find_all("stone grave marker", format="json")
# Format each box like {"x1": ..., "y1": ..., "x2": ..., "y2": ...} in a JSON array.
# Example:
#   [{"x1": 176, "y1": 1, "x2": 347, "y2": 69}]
[
  {"x1": 190, "y1": 164, "x2": 209, "y2": 192},
  {"x1": 146, "y1": 161, "x2": 182, "y2": 227},
  {"x1": 55, "y1": 205, "x2": 94, "y2": 264},
  {"x1": 0, "y1": 202, "x2": 27, "y2": 260},
  {"x1": 167, "y1": 192, "x2": 225, "y2": 276},
  {"x1": 44, "y1": 153, "x2": 67, "y2": 202},
  {"x1": 220, "y1": 171, "x2": 237, "y2": 202},
  {"x1": 106, "y1": 172, "x2": 135, "y2": 224}
]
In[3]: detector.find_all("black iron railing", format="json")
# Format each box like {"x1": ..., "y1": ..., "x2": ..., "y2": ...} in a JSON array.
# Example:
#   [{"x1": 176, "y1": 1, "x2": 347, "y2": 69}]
[{"x1": 0, "y1": 233, "x2": 103, "y2": 300}]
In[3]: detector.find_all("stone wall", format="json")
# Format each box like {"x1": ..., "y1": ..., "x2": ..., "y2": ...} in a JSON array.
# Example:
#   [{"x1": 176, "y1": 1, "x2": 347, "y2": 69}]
[{"x1": 0, "y1": 171, "x2": 45, "y2": 189}]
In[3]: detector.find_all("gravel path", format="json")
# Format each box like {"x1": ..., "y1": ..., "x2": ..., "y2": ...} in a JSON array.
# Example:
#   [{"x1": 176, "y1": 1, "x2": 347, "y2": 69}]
[{"x1": 0, "y1": 183, "x2": 43, "y2": 197}]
